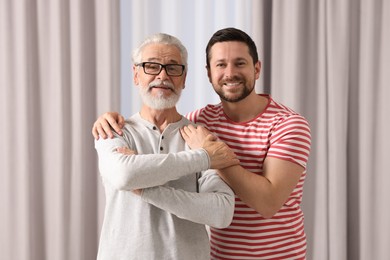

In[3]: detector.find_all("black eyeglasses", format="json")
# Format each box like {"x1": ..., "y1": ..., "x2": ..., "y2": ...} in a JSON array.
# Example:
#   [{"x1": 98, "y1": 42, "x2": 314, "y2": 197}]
[{"x1": 136, "y1": 62, "x2": 185, "y2": 77}]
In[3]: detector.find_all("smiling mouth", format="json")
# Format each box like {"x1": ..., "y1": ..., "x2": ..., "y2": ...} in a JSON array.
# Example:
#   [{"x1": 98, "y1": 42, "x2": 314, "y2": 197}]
[
  {"x1": 150, "y1": 85, "x2": 173, "y2": 90},
  {"x1": 149, "y1": 86, "x2": 176, "y2": 94},
  {"x1": 223, "y1": 82, "x2": 242, "y2": 87}
]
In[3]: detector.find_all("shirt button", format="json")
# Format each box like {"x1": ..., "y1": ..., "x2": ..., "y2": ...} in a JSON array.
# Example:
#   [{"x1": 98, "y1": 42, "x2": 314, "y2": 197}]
[
  {"x1": 160, "y1": 147, "x2": 163, "y2": 151},
  {"x1": 161, "y1": 136, "x2": 164, "y2": 139},
  {"x1": 153, "y1": 126, "x2": 157, "y2": 130}
]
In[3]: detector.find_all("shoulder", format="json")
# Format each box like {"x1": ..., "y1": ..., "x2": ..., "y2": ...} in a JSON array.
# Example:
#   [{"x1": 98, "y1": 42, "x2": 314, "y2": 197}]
[
  {"x1": 179, "y1": 116, "x2": 193, "y2": 126},
  {"x1": 266, "y1": 97, "x2": 309, "y2": 126},
  {"x1": 186, "y1": 103, "x2": 223, "y2": 122},
  {"x1": 259, "y1": 97, "x2": 311, "y2": 142},
  {"x1": 122, "y1": 113, "x2": 152, "y2": 133}
]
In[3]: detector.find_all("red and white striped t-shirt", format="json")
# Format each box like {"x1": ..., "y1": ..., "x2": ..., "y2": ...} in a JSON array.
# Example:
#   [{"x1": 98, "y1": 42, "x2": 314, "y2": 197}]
[{"x1": 186, "y1": 95, "x2": 311, "y2": 260}]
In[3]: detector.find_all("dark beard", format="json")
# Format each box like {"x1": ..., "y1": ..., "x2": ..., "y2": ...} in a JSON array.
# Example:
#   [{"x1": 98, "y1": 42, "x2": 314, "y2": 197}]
[{"x1": 216, "y1": 85, "x2": 255, "y2": 103}]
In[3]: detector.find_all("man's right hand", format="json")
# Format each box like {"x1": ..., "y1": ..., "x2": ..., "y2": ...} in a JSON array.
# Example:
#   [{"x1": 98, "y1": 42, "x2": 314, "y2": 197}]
[{"x1": 92, "y1": 112, "x2": 125, "y2": 140}]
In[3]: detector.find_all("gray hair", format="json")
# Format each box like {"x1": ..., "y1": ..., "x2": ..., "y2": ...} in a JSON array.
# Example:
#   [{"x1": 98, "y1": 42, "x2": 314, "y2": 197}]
[{"x1": 132, "y1": 33, "x2": 188, "y2": 72}]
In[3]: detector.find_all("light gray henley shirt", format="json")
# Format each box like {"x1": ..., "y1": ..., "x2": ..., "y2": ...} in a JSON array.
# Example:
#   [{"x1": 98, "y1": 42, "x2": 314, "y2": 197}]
[{"x1": 95, "y1": 113, "x2": 234, "y2": 260}]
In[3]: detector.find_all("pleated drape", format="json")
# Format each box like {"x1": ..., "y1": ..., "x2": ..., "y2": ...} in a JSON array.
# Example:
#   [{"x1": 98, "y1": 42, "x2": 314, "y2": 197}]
[
  {"x1": 1, "y1": 0, "x2": 389, "y2": 259},
  {"x1": 0, "y1": 1, "x2": 120, "y2": 259}
]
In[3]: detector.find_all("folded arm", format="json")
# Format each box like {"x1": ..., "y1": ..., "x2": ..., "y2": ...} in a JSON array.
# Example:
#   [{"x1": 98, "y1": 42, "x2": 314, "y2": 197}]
[
  {"x1": 95, "y1": 136, "x2": 210, "y2": 190},
  {"x1": 141, "y1": 170, "x2": 235, "y2": 228}
]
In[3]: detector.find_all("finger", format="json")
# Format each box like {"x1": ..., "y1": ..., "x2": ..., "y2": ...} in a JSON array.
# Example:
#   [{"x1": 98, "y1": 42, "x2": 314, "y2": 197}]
[
  {"x1": 99, "y1": 119, "x2": 114, "y2": 139},
  {"x1": 97, "y1": 120, "x2": 111, "y2": 139},
  {"x1": 116, "y1": 147, "x2": 136, "y2": 155},
  {"x1": 181, "y1": 129, "x2": 193, "y2": 144},
  {"x1": 180, "y1": 128, "x2": 188, "y2": 139},
  {"x1": 182, "y1": 125, "x2": 194, "y2": 134},
  {"x1": 118, "y1": 115, "x2": 125, "y2": 131},
  {"x1": 199, "y1": 126, "x2": 212, "y2": 136},
  {"x1": 181, "y1": 126, "x2": 191, "y2": 136},
  {"x1": 107, "y1": 117, "x2": 123, "y2": 137},
  {"x1": 92, "y1": 123, "x2": 100, "y2": 140},
  {"x1": 95, "y1": 124, "x2": 107, "y2": 139},
  {"x1": 187, "y1": 124, "x2": 197, "y2": 132},
  {"x1": 116, "y1": 147, "x2": 125, "y2": 153}
]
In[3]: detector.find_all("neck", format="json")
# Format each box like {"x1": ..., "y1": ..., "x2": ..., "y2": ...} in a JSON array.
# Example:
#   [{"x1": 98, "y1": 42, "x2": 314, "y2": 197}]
[
  {"x1": 140, "y1": 105, "x2": 182, "y2": 132},
  {"x1": 222, "y1": 93, "x2": 268, "y2": 123}
]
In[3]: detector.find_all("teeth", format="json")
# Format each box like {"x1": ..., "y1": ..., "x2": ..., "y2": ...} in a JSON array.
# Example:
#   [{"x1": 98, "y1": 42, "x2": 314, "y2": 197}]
[
  {"x1": 152, "y1": 86, "x2": 170, "y2": 89},
  {"x1": 225, "y1": 82, "x2": 240, "y2": 86}
]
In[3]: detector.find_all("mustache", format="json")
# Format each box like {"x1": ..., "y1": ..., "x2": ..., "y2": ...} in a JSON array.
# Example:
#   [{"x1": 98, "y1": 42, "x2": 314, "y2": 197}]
[
  {"x1": 222, "y1": 76, "x2": 243, "y2": 83},
  {"x1": 148, "y1": 80, "x2": 175, "y2": 90}
]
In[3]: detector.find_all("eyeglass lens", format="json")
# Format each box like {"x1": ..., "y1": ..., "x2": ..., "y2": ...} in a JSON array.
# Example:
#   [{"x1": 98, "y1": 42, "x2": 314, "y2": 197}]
[{"x1": 142, "y1": 62, "x2": 184, "y2": 76}]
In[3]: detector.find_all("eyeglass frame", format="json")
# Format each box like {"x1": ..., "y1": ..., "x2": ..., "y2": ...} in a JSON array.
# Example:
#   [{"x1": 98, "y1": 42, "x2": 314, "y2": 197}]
[{"x1": 135, "y1": 62, "x2": 186, "y2": 77}]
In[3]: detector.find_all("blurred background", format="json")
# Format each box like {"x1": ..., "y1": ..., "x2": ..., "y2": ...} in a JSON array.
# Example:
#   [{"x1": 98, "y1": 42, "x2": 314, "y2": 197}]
[{"x1": 1, "y1": 0, "x2": 389, "y2": 259}]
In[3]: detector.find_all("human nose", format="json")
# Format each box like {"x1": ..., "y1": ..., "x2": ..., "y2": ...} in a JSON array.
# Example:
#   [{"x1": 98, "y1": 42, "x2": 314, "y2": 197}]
[{"x1": 223, "y1": 64, "x2": 236, "y2": 78}]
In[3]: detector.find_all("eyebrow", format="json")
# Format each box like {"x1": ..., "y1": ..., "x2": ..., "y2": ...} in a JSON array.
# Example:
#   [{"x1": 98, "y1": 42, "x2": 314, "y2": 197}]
[
  {"x1": 146, "y1": 58, "x2": 181, "y2": 64},
  {"x1": 214, "y1": 57, "x2": 248, "y2": 63}
]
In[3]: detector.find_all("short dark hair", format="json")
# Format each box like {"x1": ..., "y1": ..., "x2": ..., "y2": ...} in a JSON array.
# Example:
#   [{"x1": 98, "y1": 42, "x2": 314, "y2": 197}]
[{"x1": 205, "y1": 27, "x2": 259, "y2": 68}]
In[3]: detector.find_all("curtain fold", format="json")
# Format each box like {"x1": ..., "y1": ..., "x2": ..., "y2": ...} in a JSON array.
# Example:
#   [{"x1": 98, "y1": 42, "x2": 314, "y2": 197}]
[
  {"x1": 0, "y1": 0, "x2": 120, "y2": 259},
  {"x1": 356, "y1": 1, "x2": 390, "y2": 259},
  {"x1": 1, "y1": 0, "x2": 389, "y2": 259},
  {"x1": 267, "y1": 1, "x2": 390, "y2": 259}
]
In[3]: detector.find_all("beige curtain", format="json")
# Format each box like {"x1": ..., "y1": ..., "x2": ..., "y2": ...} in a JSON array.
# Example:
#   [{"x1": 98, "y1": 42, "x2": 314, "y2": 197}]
[
  {"x1": 0, "y1": 0, "x2": 119, "y2": 259},
  {"x1": 260, "y1": 1, "x2": 390, "y2": 259},
  {"x1": 1, "y1": 0, "x2": 389, "y2": 259}
]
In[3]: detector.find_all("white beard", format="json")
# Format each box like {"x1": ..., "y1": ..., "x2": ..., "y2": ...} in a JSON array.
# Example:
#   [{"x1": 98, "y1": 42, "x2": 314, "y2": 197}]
[{"x1": 138, "y1": 80, "x2": 182, "y2": 110}]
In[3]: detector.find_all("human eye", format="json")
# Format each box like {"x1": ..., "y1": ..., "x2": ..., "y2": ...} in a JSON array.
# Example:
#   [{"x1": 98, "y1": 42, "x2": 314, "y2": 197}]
[
  {"x1": 167, "y1": 65, "x2": 180, "y2": 73},
  {"x1": 166, "y1": 64, "x2": 183, "y2": 76},
  {"x1": 236, "y1": 60, "x2": 247, "y2": 67},
  {"x1": 216, "y1": 63, "x2": 226, "y2": 68},
  {"x1": 145, "y1": 63, "x2": 160, "y2": 70}
]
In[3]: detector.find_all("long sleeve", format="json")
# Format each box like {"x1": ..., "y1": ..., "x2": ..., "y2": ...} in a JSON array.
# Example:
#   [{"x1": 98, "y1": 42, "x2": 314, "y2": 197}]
[
  {"x1": 96, "y1": 115, "x2": 220, "y2": 260},
  {"x1": 95, "y1": 136, "x2": 210, "y2": 190},
  {"x1": 141, "y1": 169, "x2": 235, "y2": 228}
]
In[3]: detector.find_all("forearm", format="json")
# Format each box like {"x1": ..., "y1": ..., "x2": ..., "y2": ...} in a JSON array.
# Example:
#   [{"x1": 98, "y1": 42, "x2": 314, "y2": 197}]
[
  {"x1": 218, "y1": 165, "x2": 295, "y2": 218},
  {"x1": 141, "y1": 171, "x2": 235, "y2": 228},
  {"x1": 97, "y1": 144, "x2": 210, "y2": 190},
  {"x1": 142, "y1": 187, "x2": 234, "y2": 228}
]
